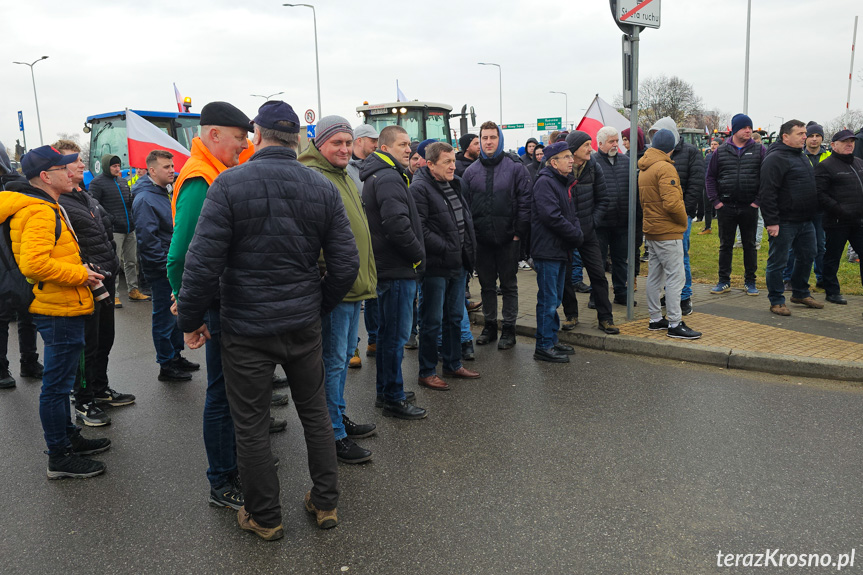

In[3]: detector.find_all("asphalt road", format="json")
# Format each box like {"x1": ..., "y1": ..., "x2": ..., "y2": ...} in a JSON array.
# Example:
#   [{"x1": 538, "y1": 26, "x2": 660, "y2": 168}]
[{"x1": 2, "y1": 300, "x2": 863, "y2": 574}]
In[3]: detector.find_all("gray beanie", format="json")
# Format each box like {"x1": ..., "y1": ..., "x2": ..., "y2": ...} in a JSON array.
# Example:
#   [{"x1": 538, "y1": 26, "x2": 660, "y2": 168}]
[
  {"x1": 651, "y1": 129, "x2": 675, "y2": 153},
  {"x1": 315, "y1": 115, "x2": 353, "y2": 147}
]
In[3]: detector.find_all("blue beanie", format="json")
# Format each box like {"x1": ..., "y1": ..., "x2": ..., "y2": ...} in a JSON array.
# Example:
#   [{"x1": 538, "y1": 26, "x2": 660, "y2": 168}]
[
  {"x1": 651, "y1": 129, "x2": 675, "y2": 153},
  {"x1": 731, "y1": 113, "x2": 752, "y2": 135},
  {"x1": 417, "y1": 139, "x2": 436, "y2": 159},
  {"x1": 543, "y1": 141, "x2": 569, "y2": 160}
]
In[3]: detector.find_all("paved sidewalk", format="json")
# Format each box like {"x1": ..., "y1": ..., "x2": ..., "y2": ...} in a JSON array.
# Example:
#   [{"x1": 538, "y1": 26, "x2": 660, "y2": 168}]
[{"x1": 469, "y1": 269, "x2": 863, "y2": 382}]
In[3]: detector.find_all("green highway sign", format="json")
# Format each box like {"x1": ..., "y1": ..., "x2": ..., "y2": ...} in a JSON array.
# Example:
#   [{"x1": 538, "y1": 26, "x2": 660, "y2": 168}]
[
  {"x1": 537, "y1": 117, "x2": 562, "y2": 130},
  {"x1": 501, "y1": 123, "x2": 524, "y2": 129}
]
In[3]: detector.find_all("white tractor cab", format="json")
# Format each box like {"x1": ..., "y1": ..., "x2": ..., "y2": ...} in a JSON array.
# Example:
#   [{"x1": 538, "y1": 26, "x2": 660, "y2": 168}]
[{"x1": 356, "y1": 101, "x2": 473, "y2": 146}]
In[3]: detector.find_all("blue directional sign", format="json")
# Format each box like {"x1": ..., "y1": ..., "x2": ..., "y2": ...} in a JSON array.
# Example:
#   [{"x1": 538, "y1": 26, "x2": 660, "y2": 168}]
[
  {"x1": 18, "y1": 111, "x2": 24, "y2": 132},
  {"x1": 307, "y1": 124, "x2": 316, "y2": 139}
]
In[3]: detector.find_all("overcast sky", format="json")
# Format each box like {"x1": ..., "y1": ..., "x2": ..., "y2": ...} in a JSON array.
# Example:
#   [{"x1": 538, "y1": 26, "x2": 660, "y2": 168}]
[{"x1": 1, "y1": 0, "x2": 861, "y2": 152}]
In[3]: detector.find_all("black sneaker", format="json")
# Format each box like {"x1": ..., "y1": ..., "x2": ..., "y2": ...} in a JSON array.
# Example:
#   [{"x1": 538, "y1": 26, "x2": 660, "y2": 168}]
[
  {"x1": 343, "y1": 414, "x2": 376, "y2": 439},
  {"x1": 382, "y1": 400, "x2": 428, "y2": 420},
  {"x1": 667, "y1": 321, "x2": 702, "y2": 340},
  {"x1": 0, "y1": 368, "x2": 15, "y2": 389},
  {"x1": 94, "y1": 387, "x2": 136, "y2": 407},
  {"x1": 648, "y1": 318, "x2": 669, "y2": 331},
  {"x1": 47, "y1": 451, "x2": 106, "y2": 480},
  {"x1": 209, "y1": 476, "x2": 244, "y2": 510},
  {"x1": 553, "y1": 343, "x2": 575, "y2": 355},
  {"x1": 19, "y1": 360, "x2": 44, "y2": 378},
  {"x1": 271, "y1": 393, "x2": 290, "y2": 406},
  {"x1": 461, "y1": 340, "x2": 475, "y2": 361},
  {"x1": 69, "y1": 431, "x2": 111, "y2": 455},
  {"x1": 498, "y1": 326, "x2": 516, "y2": 350},
  {"x1": 375, "y1": 390, "x2": 415, "y2": 408},
  {"x1": 172, "y1": 354, "x2": 200, "y2": 371},
  {"x1": 269, "y1": 417, "x2": 287, "y2": 434},
  {"x1": 574, "y1": 281, "x2": 592, "y2": 293},
  {"x1": 159, "y1": 364, "x2": 193, "y2": 382},
  {"x1": 272, "y1": 374, "x2": 289, "y2": 388},
  {"x1": 335, "y1": 437, "x2": 373, "y2": 464},
  {"x1": 533, "y1": 347, "x2": 570, "y2": 363},
  {"x1": 75, "y1": 402, "x2": 111, "y2": 427},
  {"x1": 680, "y1": 298, "x2": 693, "y2": 316},
  {"x1": 476, "y1": 325, "x2": 497, "y2": 345}
]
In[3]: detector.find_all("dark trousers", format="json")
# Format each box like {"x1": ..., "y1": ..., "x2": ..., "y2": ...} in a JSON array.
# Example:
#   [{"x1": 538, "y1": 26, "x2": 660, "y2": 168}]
[
  {"x1": 703, "y1": 191, "x2": 715, "y2": 230},
  {"x1": 596, "y1": 227, "x2": 630, "y2": 297},
  {"x1": 376, "y1": 279, "x2": 416, "y2": 403},
  {"x1": 476, "y1": 240, "x2": 519, "y2": 327},
  {"x1": 823, "y1": 225, "x2": 863, "y2": 297},
  {"x1": 203, "y1": 308, "x2": 237, "y2": 489},
  {"x1": 566, "y1": 232, "x2": 614, "y2": 323},
  {"x1": 221, "y1": 319, "x2": 337, "y2": 529},
  {"x1": 73, "y1": 277, "x2": 116, "y2": 404},
  {"x1": 363, "y1": 298, "x2": 378, "y2": 345},
  {"x1": 561, "y1": 256, "x2": 579, "y2": 320},
  {"x1": 717, "y1": 204, "x2": 759, "y2": 284},
  {"x1": 146, "y1": 274, "x2": 183, "y2": 365},
  {"x1": 0, "y1": 308, "x2": 38, "y2": 372},
  {"x1": 418, "y1": 271, "x2": 465, "y2": 377}
]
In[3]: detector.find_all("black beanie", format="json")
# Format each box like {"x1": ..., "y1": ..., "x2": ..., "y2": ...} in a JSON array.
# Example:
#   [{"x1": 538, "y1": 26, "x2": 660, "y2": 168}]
[
  {"x1": 565, "y1": 131, "x2": 592, "y2": 153},
  {"x1": 109, "y1": 156, "x2": 122, "y2": 167},
  {"x1": 459, "y1": 133, "x2": 477, "y2": 151}
]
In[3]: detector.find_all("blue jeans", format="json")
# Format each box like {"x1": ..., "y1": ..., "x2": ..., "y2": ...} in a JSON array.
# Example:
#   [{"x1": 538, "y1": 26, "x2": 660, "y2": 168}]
[
  {"x1": 571, "y1": 250, "x2": 584, "y2": 284},
  {"x1": 322, "y1": 301, "x2": 362, "y2": 441},
  {"x1": 33, "y1": 314, "x2": 85, "y2": 455},
  {"x1": 203, "y1": 309, "x2": 238, "y2": 488},
  {"x1": 418, "y1": 272, "x2": 466, "y2": 377},
  {"x1": 460, "y1": 304, "x2": 472, "y2": 343},
  {"x1": 681, "y1": 217, "x2": 693, "y2": 301},
  {"x1": 363, "y1": 298, "x2": 378, "y2": 345},
  {"x1": 533, "y1": 259, "x2": 566, "y2": 350},
  {"x1": 375, "y1": 279, "x2": 417, "y2": 403},
  {"x1": 783, "y1": 213, "x2": 825, "y2": 282},
  {"x1": 766, "y1": 220, "x2": 817, "y2": 305},
  {"x1": 147, "y1": 274, "x2": 183, "y2": 365}
]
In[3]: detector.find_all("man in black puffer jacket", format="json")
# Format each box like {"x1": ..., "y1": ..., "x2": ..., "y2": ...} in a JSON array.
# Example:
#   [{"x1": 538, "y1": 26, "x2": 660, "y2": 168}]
[
  {"x1": 816, "y1": 130, "x2": 863, "y2": 305},
  {"x1": 55, "y1": 140, "x2": 134, "y2": 427},
  {"x1": 462, "y1": 121, "x2": 531, "y2": 349},
  {"x1": 360, "y1": 125, "x2": 428, "y2": 421},
  {"x1": 411, "y1": 142, "x2": 478, "y2": 391},
  {"x1": 178, "y1": 101, "x2": 359, "y2": 539},
  {"x1": 761, "y1": 119, "x2": 823, "y2": 315},
  {"x1": 455, "y1": 133, "x2": 479, "y2": 178}
]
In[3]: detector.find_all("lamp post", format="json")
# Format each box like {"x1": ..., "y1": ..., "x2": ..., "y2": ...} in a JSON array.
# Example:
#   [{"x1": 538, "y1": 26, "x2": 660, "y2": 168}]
[
  {"x1": 743, "y1": 0, "x2": 752, "y2": 114},
  {"x1": 283, "y1": 3, "x2": 321, "y2": 118},
  {"x1": 251, "y1": 92, "x2": 285, "y2": 101},
  {"x1": 549, "y1": 91, "x2": 568, "y2": 129},
  {"x1": 12, "y1": 56, "x2": 48, "y2": 146},
  {"x1": 478, "y1": 62, "x2": 502, "y2": 125}
]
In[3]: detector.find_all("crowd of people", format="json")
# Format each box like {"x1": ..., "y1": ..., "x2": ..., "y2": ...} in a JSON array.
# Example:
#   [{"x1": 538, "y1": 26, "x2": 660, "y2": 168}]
[{"x1": 1, "y1": 100, "x2": 862, "y2": 541}]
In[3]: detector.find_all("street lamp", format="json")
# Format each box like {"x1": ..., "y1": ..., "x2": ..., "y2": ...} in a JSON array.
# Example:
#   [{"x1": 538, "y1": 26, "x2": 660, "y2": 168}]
[
  {"x1": 283, "y1": 3, "x2": 321, "y2": 119},
  {"x1": 743, "y1": 0, "x2": 752, "y2": 114},
  {"x1": 251, "y1": 92, "x2": 285, "y2": 101},
  {"x1": 549, "y1": 91, "x2": 568, "y2": 130},
  {"x1": 12, "y1": 55, "x2": 48, "y2": 146},
  {"x1": 478, "y1": 62, "x2": 502, "y2": 125}
]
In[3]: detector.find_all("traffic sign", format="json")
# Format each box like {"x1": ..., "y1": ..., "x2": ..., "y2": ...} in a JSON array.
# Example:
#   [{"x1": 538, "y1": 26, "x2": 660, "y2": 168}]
[
  {"x1": 537, "y1": 117, "x2": 562, "y2": 130},
  {"x1": 18, "y1": 111, "x2": 24, "y2": 132},
  {"x1": 615, "y1": 0, "x2": 661, "y2": 29},
  {"x1": 501, "y1": 123, "x2": 524, "y2": 130},
  {"x1": 304, "y1": 109, "x2": 316, "y2": 124},
  {"x1": 307, "y1": 124, "x2": 316, "y2": 139}
]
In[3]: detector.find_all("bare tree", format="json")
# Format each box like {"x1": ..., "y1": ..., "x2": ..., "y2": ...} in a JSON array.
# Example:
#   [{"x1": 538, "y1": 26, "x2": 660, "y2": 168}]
[
  {"x1": 615, "y1": 75, "x2": 704, "y2": 130},
  {"x1": 823, "y1": 109, "x2": 863, "y2": 139},
  {"x1": 55, "y1": 131, "x2": 90, "y2": 164}
]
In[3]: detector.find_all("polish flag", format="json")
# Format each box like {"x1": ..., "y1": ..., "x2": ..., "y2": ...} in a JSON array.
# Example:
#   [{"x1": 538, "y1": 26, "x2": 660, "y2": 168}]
[
  {"x1": 126, "y1": 109, "x2": 191, "y2": 171},
  {"x1": 575, "y1": 94, "x2": 631, "y2": 153},
  {"x1": 173, "y1": 83, "x2": 184, "y2": 113}
]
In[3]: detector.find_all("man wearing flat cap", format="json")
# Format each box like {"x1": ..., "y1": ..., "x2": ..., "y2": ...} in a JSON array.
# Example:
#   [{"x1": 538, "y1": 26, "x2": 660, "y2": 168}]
[
  {"x1": 178, "y1": 101, "x2": 359, "y2": 540},
  {"x1": 815, "y1": 130, "x2": 863, "y2": 308}
]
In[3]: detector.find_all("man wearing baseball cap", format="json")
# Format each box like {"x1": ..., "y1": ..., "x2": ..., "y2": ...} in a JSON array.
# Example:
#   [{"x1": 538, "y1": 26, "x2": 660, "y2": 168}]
[
  {"x1": 0, "y1": 145, "x2": 110, "y2": 478},
  {"x1": 815, "y1": 130, "x2": 863, "y2": 308},
  {"x1": 178, "y1": 101, "x2": 359, "y2": 540}
]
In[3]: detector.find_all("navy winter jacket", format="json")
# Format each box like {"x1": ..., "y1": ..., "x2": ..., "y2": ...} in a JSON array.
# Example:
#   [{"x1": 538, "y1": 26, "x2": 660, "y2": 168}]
[
  {"x1": 131, "y1": 176, "x2": 174, "y2": 276},
  {"x1": 759, "y1": 142, "x2": 818, "y2": 226},
  {"x1": 593, "y1": 150, "x2": 631, "y2": 229},
  {"x1": 530, "y1": 166, "x2": 584, "y2": 261}
]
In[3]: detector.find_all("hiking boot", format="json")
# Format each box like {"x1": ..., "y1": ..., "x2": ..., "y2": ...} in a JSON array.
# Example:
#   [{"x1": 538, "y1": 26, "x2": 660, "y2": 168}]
[
  {"x1": 69, "y1": 431, "x2": 111, "y2": 455},
  {"x1": 128, "y1": 288, "x2": 151, "y2": 302},
  {"x1": 404, "y1": 333, "x2": 418, "y2": 350},
  {"x1": 382, "y1": 400, "x2": 428, "y2": 420},
  {"x1": 209, "y1": 477, "x2": 244, "y2": 510},
  {"x1": 335, "y1": 437, "x2": 372, "y2": 464},
  {"x1": 648, "y1": 318, "x2": 669, "y2": 331},
  {"x1": 561, "y1": 317, "x2": 578, "y2": 331},
  {"x1": 238, "y1": 506, "x2": 284, "y2": 540},
  {"x1": 533, "y1": 347, "x2": 569, "y2": 363},
  {"x1": 365, "y1": 343, "x2": 377, "y2": 357},
  {"x1": 710, "y1": 282, "x2": 730, "y2": 294},
  {"x1": 680, "y1": 298, "x2": 693, "y2": 316},
  {"x1": 272, "y1": 374, "x2": 289, "y2": 388},
  {"x1": 172, "y1": 354, "x2": 200, "y2": 371},
  {"x1": 498, "y1": 325, "x2": 516, "y2": 350},
  {"x1": 745, "y1": 283, "x2": 760, "y2": 296},
  {"x1": 349, "y1": 348, "x2": 362, "y2": 368},
  {"x1": 0, "y1": 368, "x2": 15, "y2": 389},
  {"x1": 826, "y1": 294, "x2": 847, "y2": 305},
  {"x1": 343, "y1": 414, "x2": 376, "y2": 439},
  {"x1": 304, "y1": 491, "x2": 339, "y2": 529},
  {"x1": 94, "y1": 387, "x2": 136, "y2": 407},
  {"x1": 462, "y1": 340, "x2": 475, "y2": 361},
  {"x1": 271, "y1": 393, "x2": 290, "y2": 406},
  {"x1": 75, "y1": 402, "x2": 111, "y2": 427},
  {"x1": 114, "y1": 297, "x2": 123, "y2": 309},
  {"x1": 770, "y1": 304, "x2": 791, "y2": 316},
  {"x1": 574, "y1": 281, "x2": 592, "y2": 293},
  {"x1": 159, "y1": 364, "x2": 193, "y2": 382},
  {"x1": 375, "y1": 390, "x2": 415, "y2": 408},
  {"x1": 476, "y1": 324, "x2": 497, "y2": 345},
  {"x1": 790, "y1": 296, "x2": 824, "y2": 309},
  {"x1": 613, "y1": 295, "x2": 636, "y2": 306},
  {"x1": 270, "y1": 417, "x2": 287, "y2": 434},
  {"x1": 667, "y1": 321, "x2": 702, "y2": 340},
  {"x1": 598, "y1": 321, "x2": 620, "y2": 335},
  {"x1": 47, "y1": 451, "x2": 106, "y2": 480},
  {"x1": 19, "y1": 360, "x2": 43, "y2": 379}
]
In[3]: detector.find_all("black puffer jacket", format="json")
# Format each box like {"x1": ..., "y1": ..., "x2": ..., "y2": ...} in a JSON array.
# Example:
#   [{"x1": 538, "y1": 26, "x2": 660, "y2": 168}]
[
  {"x1": 670, "y1": 139, "x2": 705, "y2": 217},
  {"x1": 410, "y1": 167, "x2": 476, "y2": 277},
  {"x1": 177, "y1": 145, "x2": 359, "y2": 338},
  {"x1": 530, "y1": 166, "x2": 584, "y2": 261},
  {"x1": 705, "y1": 139, "x2": 764, "y2": 207},
  {"x1": 360, "y1": 151, "x2": 425, "y2": 280},
  {"x1": 454, "y1": 152, "x2": 475, "y2": 178},
  {"x1": 570, "y1": 156, "x2": 609, "y2": 237},
  {"x1": 89, "y1": 154, "x2": 134, "y2": 234},
  {"x1": 855, "y1": 128, "x2": 863, "y2": 161},
  {"x1": 759, "y1": 142, "x2": 818, "y2": 226},
  {"x1": 815, "y1": 152, "x2": 863, "y2": 228},
  {"x1": 58, "y1": 185, "x2": 118, "y2": 277},
  {"x1": 593, "y1": 150, "x2": 631, "y2": 229},
  {"x1": 462, "y1": 153, "x2": 531, "y2": 247}
]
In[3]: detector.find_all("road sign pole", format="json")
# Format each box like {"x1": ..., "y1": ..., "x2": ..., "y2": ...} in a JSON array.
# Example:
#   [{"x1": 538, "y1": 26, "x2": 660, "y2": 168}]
[{"x1": 626, "y1": 26, "x2": 640, "y2": 321}]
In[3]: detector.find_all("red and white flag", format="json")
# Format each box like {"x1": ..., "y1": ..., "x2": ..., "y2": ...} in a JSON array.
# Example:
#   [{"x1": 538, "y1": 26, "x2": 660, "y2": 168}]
[
  {"x1": 126, "y1": 109, "x2": 191, "y2": 171},
  {"x1": 173, "y1": 83, "x2": 184, "y2": 113},
  {"x1": 576, "y1": 94, "x2": 631, "y2": 153}
]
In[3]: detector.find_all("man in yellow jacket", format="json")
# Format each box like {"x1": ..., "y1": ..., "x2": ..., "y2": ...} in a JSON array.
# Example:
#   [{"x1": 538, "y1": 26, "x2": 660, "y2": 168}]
[{"x1": 0, "y1": 145, "x2": 110, "y2": 479}]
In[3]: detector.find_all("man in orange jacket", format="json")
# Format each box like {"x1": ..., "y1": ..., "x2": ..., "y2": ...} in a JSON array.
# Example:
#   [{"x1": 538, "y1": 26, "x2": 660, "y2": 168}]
[{"x1": 0, "y1": 145, "x2": 109, "y2": 479}]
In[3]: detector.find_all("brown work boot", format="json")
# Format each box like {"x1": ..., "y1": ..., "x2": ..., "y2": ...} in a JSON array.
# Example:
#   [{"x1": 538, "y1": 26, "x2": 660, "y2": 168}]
[
  {"x1": 114, "y1": 296, "x2": 123, "y2": 309},
  {"x1": 698, "y1": 228, "x2": 712, "y2": 235},
  {"x1": 418, "y1": 375, "x2": 450, "y2": 391},
  {"x1": 598, "y1": 320, "x2": 620, "y2": 335},
  {"x1": 128, "y1": 288, "x2": 151, "y2": 302},
  {"x1": 348, "y1": 348, "x2": 362, "y2": 369},
  {"x1": 790, "y1": 296, "x2": 824, "y2": 309},
  {"x1": 770, "y1": 304, "x2": 791, "y2": 316},
  {"x1": 304, "y1": 491, "x2": 339, "y2": 529},
  {"x1": 561, "y1": 317, "x2": 578, "y2": 331},
  {"x1": 365, "y1": 343, "x2": 376, "y2": 357},
  {"x1": 237, "y1": 506, "x2": 284, "y2": 541}
]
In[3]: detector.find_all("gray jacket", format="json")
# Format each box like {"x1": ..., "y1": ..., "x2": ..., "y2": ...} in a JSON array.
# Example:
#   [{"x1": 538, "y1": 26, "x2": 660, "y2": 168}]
[{"x1": 347, "y1": 155, "x2": 366, "y2": 192}]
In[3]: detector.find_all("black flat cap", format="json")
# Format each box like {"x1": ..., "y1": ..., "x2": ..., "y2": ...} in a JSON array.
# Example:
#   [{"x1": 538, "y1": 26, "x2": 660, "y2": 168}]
[{"x1": 199, "y1": 101, "x2": 252, "y2": 132}]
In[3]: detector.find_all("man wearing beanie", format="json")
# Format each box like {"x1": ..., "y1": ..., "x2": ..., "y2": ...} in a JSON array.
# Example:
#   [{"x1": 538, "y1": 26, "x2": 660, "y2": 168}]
[
  {"x1": 462, "y1": 121, "x2": 531, "y2": 350},
  {"x1": 638, "y1": 129, "x2": 702, "y2": 339},
  {"x1": 456, "y1": 133, "x2": 479, "y2": 177},
  {"x1": 561, "y1": 130, "x2": 619, "y2": 335},
  {"x1": 299, "y1": 116, "x2": 377, "y2": 464},
  {"x1": 705, "y1": 112, "x2": 766, "y2": 297},
  {"x1": 179, "y1": 101, "x2": 359, "y2": 539}
]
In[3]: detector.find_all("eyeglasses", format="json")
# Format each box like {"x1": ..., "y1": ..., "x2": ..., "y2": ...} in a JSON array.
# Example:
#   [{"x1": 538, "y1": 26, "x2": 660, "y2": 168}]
[{"x1": 44, "y1": 167, "x2": 70, "y2": 173}]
